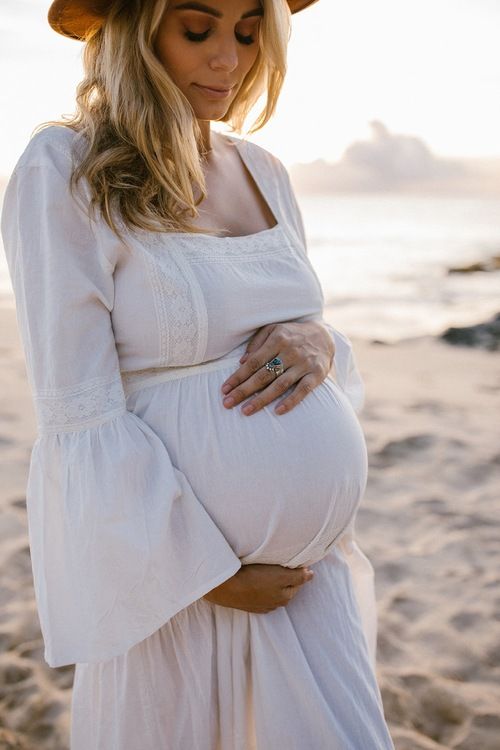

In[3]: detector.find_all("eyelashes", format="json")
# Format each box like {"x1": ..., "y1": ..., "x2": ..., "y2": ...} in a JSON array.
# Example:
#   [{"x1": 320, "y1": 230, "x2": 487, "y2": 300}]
[{"x1": 184, "y1": 29, "x2": 256, "y2": 46}]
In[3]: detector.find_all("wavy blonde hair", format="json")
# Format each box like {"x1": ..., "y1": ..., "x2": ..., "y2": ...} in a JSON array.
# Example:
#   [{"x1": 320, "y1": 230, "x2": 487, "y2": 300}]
[{"x1": 34, "y1": 0, "x2": 291, "y2": 241}]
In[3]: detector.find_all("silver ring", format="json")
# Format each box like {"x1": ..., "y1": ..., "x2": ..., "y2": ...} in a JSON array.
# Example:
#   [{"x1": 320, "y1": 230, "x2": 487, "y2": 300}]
[{"x1": 264, "y1": 356, "x2": 285, "y2": 378}]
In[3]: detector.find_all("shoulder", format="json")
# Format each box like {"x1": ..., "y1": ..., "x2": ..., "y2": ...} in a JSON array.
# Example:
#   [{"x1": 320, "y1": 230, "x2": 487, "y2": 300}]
[
  {"x1": 3, "y1": 126, "x2": 96, "y2": 237},
  {"x1": 13, "y1": 125, "x2": 88, "y2": 177},
  {"x1": 224, "y1": 134, "x2": 289, "y2": 182}
]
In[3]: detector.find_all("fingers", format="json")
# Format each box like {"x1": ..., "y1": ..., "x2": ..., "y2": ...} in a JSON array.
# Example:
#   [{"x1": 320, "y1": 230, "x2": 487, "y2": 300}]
[
  {"x1": 239, "y1": 324, "x2": 276, "y2": 365},
  {"x1": 221, "y1": 349, "x2": 280, "y2": 399},
  {"x1": 281, "y1": 566, "x2": 314, "y2": 586},
  {"x1": 234, "y1": 565, "x2": 315, "y2": 614},
  {"x1": 288, "y1": 567, "x2": 314, "y2": 586},
  {"x1": 225, "y1": 368, "x2": 322, "y2": 417},
  {"x1": 273, "y1": 373, "x2": 320, "y2": 415},
  {"x1": 221, "y1": 326, "x2": 290, "y2": 397},
  {"x1": 280, "y1": 568, "x2": 315, "y2": 606},
  {"x1": 221, "y1": 346, "x2": 324, "y2": 418},
  {"x1": 236, "y1": 366, "x2": 303, "y2": 416}
]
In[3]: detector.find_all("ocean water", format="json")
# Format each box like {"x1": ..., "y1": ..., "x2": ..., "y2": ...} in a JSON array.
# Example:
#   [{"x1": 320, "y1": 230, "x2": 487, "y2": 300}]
[
  {"x1": 301, "y1": 193, "x2": 500, "y2": 341},
  {"x1": 1, "y1": 185, "x2": 499, "y2": 342}
]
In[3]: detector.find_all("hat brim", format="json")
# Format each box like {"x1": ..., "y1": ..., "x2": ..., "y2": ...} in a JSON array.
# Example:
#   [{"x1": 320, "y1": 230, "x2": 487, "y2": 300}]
[{"x1": 48, "y1": 0, "x2": 320, "y2": 40}]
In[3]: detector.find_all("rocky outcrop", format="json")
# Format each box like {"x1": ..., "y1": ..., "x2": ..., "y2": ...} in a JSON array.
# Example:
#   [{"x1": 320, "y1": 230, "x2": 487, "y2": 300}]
[{"x1": 440, "y1": 313, "x2": 500, "y2": 351}]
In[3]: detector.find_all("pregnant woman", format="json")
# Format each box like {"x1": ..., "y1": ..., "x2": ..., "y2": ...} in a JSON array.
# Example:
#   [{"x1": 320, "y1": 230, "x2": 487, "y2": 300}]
[{"x1": 1, "y1": 0, "x2": 394, "y2": 747}]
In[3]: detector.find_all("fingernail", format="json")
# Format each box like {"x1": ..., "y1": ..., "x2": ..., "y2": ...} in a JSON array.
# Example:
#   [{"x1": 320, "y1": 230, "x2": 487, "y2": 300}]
[
  {"x1": 223, "y1": 396, "x2": 235, "y2": 407},
  {"x1": 242, "y1": 404, "x2": 255, "y2": 415},
  {"x1": 221, "y1": 383, "x2": 232, "y2": 394},
  {"x1": 275, "y1": 405, "x2": 286, "y2": 415},
  {"x1": 240, "y1": 353, "x2": 248, "y2": 363}
]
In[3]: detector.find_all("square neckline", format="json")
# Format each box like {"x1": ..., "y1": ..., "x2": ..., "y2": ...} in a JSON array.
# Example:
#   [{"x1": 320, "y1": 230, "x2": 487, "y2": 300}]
[{"x1": 171, "y1": 135, "x2": 282, "y2": 242}]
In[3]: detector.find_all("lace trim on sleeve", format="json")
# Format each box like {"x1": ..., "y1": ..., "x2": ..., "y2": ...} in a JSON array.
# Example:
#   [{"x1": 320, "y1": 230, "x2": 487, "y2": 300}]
[{"x1": 34, "y1": 374, "x2": 126, "y2": 435}]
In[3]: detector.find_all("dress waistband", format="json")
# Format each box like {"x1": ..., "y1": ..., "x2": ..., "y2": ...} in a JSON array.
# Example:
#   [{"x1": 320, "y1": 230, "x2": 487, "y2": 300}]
[{"x1": 121, "y1": 342, "x2": 248, "y2": 396}]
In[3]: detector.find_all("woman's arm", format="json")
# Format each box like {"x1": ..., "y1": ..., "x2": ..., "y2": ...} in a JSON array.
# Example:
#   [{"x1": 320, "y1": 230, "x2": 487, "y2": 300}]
[{"x1": 0, "y1": 133, "x2": 242, "y2": 667}]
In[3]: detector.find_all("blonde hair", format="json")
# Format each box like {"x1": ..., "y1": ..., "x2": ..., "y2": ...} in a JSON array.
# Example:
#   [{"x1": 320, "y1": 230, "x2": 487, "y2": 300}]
[{"x1": 34, "y1": 0, "x2": 291, "y2": 241}]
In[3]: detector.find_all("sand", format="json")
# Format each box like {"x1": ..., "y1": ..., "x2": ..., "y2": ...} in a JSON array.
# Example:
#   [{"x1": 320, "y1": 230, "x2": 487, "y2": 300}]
[{"x1": 0, "y1": 299, "x2": 499, "y2": 749}]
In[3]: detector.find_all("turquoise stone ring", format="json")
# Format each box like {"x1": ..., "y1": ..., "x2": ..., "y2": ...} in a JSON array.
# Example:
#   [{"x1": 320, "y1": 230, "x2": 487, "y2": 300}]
[{"x1": 265, "y1": 357, "x2": 285, "y2": 377}]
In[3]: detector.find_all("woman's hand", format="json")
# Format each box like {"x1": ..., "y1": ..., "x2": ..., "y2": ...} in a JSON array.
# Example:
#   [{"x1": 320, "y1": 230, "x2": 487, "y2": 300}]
[
  {"x1": 220, "y1": 320, "x2": 335, "y2": 416},
  {"x1": 203, "y1": 563, "x2": 314, "y2": 614}
]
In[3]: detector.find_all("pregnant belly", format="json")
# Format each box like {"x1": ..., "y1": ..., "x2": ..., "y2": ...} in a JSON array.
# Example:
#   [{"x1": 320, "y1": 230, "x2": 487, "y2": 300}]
[{"x1": 126, "y1": 360, "x2": 368, "y2": 568}]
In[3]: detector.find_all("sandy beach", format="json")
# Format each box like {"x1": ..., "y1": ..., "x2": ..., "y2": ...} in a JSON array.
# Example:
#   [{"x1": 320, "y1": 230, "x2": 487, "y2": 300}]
[{"x1": 0, "y1": 300, "x2": 499, "y2": 749}]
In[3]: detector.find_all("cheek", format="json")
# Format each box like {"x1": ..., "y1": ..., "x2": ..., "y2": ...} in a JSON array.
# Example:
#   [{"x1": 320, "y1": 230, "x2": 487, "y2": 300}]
[
  {"x1": 156, "y1": 40, "x2": 194, "y2": 83},
  {"x1": 237, "y1": 58, "x2": 256, "y2": 84},
  {"x1": 240, "y1": 46, "x2": 259, "y2": 74},
  {"x1": 155, "y1": 22, "x2": 193, "y2": 77}
]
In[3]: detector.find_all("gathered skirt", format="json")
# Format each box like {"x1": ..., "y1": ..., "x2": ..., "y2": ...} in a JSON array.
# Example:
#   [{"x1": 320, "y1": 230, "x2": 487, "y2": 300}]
[{"x1": 70, "y1": 540, "x2": 394, "y2": 749}]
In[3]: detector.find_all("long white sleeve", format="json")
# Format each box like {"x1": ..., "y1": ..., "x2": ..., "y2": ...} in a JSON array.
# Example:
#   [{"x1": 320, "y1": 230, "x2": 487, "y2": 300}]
[{"x1": 0, "y1": 136, "x2": 241, "y2": 668}]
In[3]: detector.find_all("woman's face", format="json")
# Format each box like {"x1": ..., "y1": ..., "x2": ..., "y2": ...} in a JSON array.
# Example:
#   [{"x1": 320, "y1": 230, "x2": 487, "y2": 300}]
[{"x1": 154, "y1": 0, "x2": 263, "y2": 121}]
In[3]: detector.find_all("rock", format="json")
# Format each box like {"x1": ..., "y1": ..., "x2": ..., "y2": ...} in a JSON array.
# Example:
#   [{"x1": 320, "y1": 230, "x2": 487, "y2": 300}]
[
  {"x1": 440, "y1": 313, "x2": 500, "y2": 351},
  {"x1": 448, "y1": 255, "x2": 500, "y2": 274}
]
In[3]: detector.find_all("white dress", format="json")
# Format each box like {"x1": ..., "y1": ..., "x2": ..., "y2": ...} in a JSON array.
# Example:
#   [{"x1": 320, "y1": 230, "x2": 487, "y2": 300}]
[{"x1": 1, "y1": 125, "x2": 394, "y2": 749}]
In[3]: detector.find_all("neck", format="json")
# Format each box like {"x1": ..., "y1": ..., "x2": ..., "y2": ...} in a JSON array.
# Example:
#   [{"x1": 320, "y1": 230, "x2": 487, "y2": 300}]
[{"x1": 197, "y1": 119, "x2": 212, "y2": 156}]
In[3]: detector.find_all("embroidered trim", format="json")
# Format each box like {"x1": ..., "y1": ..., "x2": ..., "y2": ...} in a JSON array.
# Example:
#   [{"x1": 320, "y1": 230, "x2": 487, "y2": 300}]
[
  {"x1": 172, "y1": 225, "x2": 291, "y2": 264},
  {"x1": 142, "y1": 248, "x2": 204, "y2": 365},
  {"x1": 133, "y1": 135, "x2": 296, "y2": 264},
  {"x1": 35, "y1": 375, "x2": 125, "y2": 435}
]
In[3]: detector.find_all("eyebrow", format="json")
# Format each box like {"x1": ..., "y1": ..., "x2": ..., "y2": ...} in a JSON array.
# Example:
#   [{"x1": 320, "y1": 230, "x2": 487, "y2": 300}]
[{"x1": 173, "y1": 2, "x2": 263, "y2": 19}]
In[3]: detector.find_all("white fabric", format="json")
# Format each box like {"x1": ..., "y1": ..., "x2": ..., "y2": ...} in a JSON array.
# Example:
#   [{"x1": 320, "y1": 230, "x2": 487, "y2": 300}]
[{"x1": 1, "y1": 125, "x2": 394, "y2": 749}]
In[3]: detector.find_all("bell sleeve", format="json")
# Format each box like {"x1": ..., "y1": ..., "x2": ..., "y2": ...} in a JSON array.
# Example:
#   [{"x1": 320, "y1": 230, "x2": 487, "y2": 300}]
[
  {"x1": 0, "y1": 139, "x2": 242, "y2": 669},
  {"x1": 278, "y1": 160, "x2": 378, "y2": 668}
]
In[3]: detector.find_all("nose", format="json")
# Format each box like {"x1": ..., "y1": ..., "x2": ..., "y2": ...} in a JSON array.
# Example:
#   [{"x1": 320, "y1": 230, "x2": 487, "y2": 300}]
[{"x1": 209, "y1": 36, "x2": 239, "y2": 73}]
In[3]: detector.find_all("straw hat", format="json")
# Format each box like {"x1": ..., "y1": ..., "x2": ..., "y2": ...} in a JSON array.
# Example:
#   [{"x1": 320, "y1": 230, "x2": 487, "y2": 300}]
[{"x1": 48, "y1": 0, "x2": 320, "y2": 40}]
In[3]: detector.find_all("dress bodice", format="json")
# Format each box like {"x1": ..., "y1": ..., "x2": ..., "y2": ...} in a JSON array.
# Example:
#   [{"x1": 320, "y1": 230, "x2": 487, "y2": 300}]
[{"x1": 105, "y1": 132, "x2": 326, "y2": 372}]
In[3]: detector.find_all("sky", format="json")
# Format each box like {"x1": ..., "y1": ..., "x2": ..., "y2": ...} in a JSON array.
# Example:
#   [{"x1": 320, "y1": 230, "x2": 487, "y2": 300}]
[{"x1": 0, "y1": 0, "x2": 499, "y2": 176}]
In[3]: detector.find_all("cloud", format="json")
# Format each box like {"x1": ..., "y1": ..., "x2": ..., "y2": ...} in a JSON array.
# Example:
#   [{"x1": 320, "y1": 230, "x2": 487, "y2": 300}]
[{"x1": 290, "y1": 121, "x2": 500, "y2": 196}]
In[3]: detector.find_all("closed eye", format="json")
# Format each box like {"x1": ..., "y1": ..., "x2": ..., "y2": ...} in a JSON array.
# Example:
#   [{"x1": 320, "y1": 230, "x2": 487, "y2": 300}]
[{"x1": 184, "y1": 29, "x2": 257, "y2": 45}]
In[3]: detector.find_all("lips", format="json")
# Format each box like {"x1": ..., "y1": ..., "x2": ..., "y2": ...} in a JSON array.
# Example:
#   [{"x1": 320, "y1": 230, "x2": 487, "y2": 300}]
[
  {"x1": 193, "y1": 83, "x2": 235, "y2": 100},
  {"x1": 196, "y1": 84, "x2": 234, "y2": 92}
]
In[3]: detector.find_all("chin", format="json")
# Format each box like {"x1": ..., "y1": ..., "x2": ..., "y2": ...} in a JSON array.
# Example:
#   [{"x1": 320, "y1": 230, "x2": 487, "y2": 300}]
[{"x1": 193, "y1": 105, "x2": 231, "y2": 121}]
